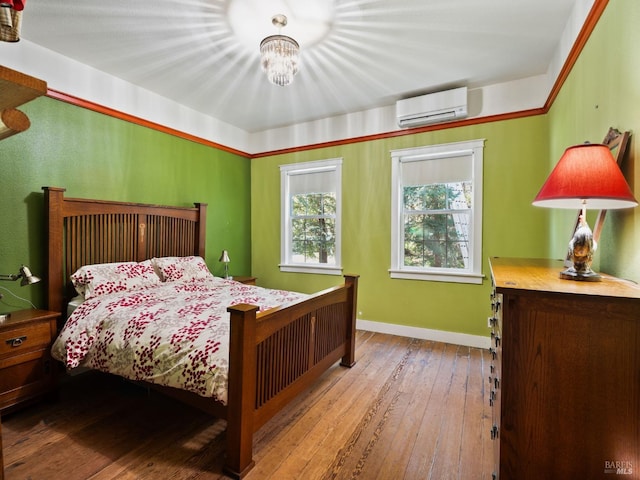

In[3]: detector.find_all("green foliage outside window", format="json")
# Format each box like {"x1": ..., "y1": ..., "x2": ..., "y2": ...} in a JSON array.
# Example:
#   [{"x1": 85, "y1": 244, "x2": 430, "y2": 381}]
[
  {"x1": 403, "y1": 182, "x2": 471, "y2": 269},
  {"x1": 291, "y1": 193, "x2": 336, "y2": 264}
]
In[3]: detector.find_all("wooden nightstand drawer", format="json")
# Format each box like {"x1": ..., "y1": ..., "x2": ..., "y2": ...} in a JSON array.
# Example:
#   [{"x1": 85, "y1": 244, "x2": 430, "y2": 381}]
[
  {"x1": 0, "y1": 321, "x2": 52, "y2": 356},
  {"x1": 0, "y1": 309, "x2": 59, "y2": 413},
  {"x1": 0, "y1": 351, "x2": 53, "y2": 405}
]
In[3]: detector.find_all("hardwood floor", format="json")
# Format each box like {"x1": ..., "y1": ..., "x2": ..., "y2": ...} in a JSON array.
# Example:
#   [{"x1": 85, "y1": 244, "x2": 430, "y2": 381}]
[{"x1": 1, "y1": 331, "x2": 494, "y2": 479}]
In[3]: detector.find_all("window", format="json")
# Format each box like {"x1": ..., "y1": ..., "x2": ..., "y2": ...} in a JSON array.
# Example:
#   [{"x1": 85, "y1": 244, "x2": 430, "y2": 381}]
[
  {"x1": 390, "y1": 139, "x2": 484, "y2": 284},
  {"x1": 280, "y1": 158, "x2": 342, "y2": 275}
]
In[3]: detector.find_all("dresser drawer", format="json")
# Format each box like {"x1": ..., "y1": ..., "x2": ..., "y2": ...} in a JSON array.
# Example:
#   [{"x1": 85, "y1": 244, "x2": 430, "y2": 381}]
[{"x1": 0, "y1": 321, "x2": 52, "y2": 356}]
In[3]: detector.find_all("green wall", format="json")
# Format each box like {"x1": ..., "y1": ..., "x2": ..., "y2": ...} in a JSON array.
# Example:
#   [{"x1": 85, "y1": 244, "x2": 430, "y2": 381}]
[
  {"x1": 251, "y1": 116, "x2": 550, "y2": 337},
  {"x1": 0, "y1": 97, "x2": 251, "y2": 311},
  {"x1": 548, "y1": 0, "x2": 640, "y2": 282},
  {"x1": 252, "y1": 0, "x2": 640, "y2": 338}
]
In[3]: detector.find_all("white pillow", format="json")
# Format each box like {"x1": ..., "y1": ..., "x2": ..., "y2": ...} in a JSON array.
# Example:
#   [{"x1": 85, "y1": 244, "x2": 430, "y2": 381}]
[
  {"x1": 151, "y1": 256, "x2": 213, "y2": 282},
  {"x1": 71, "y1": 260, "x2": 161, "y2": 299}
]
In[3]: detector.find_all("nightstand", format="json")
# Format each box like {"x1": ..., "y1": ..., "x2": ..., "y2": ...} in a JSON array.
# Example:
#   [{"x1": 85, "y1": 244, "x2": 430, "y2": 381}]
[
  {"x1": 233, "y1": 276, "x2": 257, "y2": 286},
  {"x1": 0, "y1": 309, "x2": 59, "y2": 413}
]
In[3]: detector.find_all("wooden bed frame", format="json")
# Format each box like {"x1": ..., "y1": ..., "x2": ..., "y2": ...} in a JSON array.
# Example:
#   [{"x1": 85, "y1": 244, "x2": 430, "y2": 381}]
[{"x1": 43, "y1": 186, "x2": 359, "y2": 478}]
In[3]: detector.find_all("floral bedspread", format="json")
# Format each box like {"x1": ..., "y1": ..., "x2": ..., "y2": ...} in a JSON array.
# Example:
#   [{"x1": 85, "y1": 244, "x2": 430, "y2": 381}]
[{"x1": 51, "y1": 278, "x2": 307, "y2": 404}]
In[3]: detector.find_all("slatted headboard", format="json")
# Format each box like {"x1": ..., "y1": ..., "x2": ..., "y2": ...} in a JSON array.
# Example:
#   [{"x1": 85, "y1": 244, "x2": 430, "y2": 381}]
[{"x1": 43, "y1": 186, "x2": 207, "y2": 315}]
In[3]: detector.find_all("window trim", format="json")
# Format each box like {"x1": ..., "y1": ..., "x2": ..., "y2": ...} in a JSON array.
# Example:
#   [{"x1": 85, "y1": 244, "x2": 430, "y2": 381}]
[
  {"x1": 390, "y1": 139, "x2": 485, "y2": 284},
  {"x1": 280, "y1": 158, "x2": 343, "y2": 276}
]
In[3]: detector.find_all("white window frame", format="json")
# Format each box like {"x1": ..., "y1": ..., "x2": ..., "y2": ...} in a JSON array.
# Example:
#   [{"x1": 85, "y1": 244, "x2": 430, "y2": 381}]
[
  {"x1": 390, "y1": 139, "x2": 485, "y2": 284},
  {"x1": 280, "y1": 158, "x2": 342, "y2": 275}
]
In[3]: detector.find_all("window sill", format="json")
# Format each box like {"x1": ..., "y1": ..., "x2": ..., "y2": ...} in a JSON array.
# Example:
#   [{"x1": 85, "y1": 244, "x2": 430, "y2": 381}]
[
  {"x1": 279, "y1": 264, "x2": 343, "y2": 275},
  {"x1": 389, "y1": 269, "x2": 484, "y2": 284}
]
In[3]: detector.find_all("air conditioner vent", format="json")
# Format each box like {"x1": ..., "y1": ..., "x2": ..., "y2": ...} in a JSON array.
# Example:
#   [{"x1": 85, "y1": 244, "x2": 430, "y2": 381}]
[{"x1": 396, "y1": 87, "x2": 468, "y2": 128}]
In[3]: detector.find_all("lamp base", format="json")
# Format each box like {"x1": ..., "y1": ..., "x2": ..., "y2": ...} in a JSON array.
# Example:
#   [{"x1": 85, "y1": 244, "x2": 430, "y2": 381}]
[
  {"x1": 0, "y1": 312, "x2": 10, "y2": 323},
  {"x1": 559, "y1": 267, "x2": 602, "y2": 282}
]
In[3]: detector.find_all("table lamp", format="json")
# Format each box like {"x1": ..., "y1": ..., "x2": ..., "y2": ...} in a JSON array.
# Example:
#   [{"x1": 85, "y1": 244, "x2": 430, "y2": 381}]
[
  {"x1": 0, "y1": 264, "x2": 41, "y2": 321},
  {"x1": 219, "y1": 250, "x2": 231, "y2": 279},
  {"x1": 0, "y1": 264, "x2": 41, "y2": 285},
  {"x1": 532, "y1": 143, "x2": 637, "y2": 281}
]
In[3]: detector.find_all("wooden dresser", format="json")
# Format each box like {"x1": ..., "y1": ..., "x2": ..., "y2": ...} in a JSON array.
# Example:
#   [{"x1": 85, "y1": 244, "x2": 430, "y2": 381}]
[{"x1": 489, "y1": 257, "x2": 639, "y2": 480}]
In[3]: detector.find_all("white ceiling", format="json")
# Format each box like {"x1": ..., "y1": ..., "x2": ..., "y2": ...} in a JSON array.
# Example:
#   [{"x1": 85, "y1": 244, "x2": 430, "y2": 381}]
[{"x1": 20, "y1": 0, "x2": 580, "y2": 133}]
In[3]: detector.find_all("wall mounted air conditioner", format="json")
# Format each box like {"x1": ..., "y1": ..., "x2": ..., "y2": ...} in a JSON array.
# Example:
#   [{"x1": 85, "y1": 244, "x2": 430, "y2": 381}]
[{"x1": 396, "y1": 86, "x2": 468, "y2": 128}]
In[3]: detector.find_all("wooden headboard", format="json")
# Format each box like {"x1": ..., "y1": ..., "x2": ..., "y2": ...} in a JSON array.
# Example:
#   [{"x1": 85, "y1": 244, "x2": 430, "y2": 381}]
[{"x1": 43, "y1": 186, "x2": 207, "y2": 314}]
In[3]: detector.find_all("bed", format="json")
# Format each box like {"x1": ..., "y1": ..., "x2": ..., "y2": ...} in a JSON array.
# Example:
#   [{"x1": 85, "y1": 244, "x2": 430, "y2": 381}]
[{"x1": 43, "y1": 186, "x2": 359, "y2": 478}]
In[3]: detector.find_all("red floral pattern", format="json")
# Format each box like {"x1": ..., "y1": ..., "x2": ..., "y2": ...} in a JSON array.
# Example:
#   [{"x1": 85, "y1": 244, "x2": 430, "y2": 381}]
[
  {"x1": 51, "y1": 277, "x2": 307, "y2": 404},
  {"x1": 71, "y1": 260, "x2": 161, "y2": 299},
  {"x1": 152, "y1": 256, "x2": 213, "y2": 282}
]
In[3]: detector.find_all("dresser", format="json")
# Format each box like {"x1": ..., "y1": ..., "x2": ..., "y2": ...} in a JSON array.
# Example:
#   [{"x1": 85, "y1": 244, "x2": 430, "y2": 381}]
[{"x1": 489, "y1": 257, "x2": 639, "y2": 480}]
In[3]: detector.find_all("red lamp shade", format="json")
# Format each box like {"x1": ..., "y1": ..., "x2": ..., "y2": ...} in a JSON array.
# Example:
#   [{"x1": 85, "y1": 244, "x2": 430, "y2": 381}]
[{"x1": 532, "y1": 143, "x2": 638, "y2": 209}]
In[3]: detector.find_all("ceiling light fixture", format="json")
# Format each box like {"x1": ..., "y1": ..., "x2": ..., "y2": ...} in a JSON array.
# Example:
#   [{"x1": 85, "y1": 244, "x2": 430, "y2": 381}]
[{"x1": 259, "y1": 14, "x2": 300, "y2": 87}]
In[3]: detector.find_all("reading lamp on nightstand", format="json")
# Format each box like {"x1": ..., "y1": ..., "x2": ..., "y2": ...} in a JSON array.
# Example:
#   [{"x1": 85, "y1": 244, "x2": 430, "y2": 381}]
[
  {"x1": 532, "y1": 143, "x2": 638, "y2": 281},
  {"x1": 219, "y1": 250, "x2": 232, "y2": 279},
  {"x1": 0, "y1": 264, "x2": 41, "y2": 321},
  {"x1": 0, "y1": 265, "x2": 41, "y2": 286}
]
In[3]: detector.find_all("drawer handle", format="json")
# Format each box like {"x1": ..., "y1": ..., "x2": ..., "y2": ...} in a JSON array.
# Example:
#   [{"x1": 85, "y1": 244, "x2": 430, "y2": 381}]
[{"x1": 6, "y1": 335, "x2": 27, "y2": 347}]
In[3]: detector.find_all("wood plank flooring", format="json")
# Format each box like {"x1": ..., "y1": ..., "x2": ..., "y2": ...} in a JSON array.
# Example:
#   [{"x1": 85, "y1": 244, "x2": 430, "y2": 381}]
[{"x1": 1, "y1": 331, "x2": 494, "y2": 479}]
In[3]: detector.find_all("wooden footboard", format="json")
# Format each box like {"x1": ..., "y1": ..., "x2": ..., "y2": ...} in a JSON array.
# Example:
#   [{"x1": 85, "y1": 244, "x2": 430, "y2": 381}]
[{"x1": 225, "y1": 274, "x2": 358, "y2": 478}]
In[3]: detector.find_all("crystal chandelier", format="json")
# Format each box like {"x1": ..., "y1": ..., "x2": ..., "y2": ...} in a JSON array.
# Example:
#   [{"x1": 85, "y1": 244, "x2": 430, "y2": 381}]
[{"x1": 260, "y1": 14, "x2": 300, "y2": 87}]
